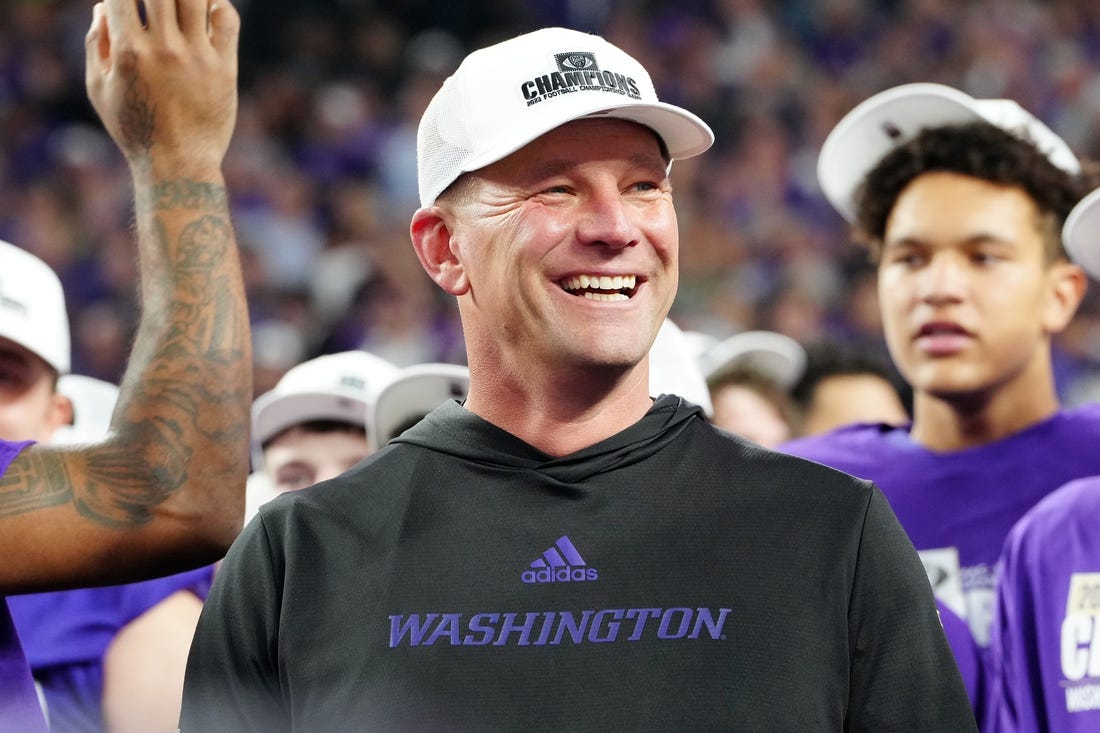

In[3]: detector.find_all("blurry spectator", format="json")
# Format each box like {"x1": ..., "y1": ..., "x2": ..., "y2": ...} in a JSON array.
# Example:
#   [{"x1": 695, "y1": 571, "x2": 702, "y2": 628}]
[
  {"x1": 699, "y1": 330, "x2": 805, "y2": 446},
  {"x1": 791, "y1": 339, "x2": 910, "y2": 436},
  {"x1": 370, "y1": 362, "x2": 471, "y2": 450},
  {"x1": 0, "y1": 250, "x2": 215, "y2": 733},
  {"x1": 247, "y1": 350, "x2": 400, "y2": 518},
  {"x1": 7, "y1": 0, "x2": 1100, "y2": 427},
  {"x1": 649, "y1": 318, "x2": 714, "y2": 418},
  {"x1": 982, "y1": 184, "x2": 1100, "y2": 733}
]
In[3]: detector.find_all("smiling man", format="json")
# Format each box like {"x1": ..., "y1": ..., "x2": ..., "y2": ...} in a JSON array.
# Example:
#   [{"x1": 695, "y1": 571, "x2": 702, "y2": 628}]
[
  {"x1": 780, "y1": 83, "x2": 1100, "y2": 723},
  {"x1": 181, "y1": 30, "x2": 973, "y2": 731}
]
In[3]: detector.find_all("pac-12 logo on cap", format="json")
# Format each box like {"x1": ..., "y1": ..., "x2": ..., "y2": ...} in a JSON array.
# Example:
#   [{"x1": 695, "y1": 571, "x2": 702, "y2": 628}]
[{"x1": 555, "y1": 52, "x2": 598, "y2": 73}]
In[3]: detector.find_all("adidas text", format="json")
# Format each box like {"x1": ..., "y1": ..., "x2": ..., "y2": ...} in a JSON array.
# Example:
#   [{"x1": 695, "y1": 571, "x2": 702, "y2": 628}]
[{"x1": 521, "y1": 567, "x2": 598, "y2": 584}]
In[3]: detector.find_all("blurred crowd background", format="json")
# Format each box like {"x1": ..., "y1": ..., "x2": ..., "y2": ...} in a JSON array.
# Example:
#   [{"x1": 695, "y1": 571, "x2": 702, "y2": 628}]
[{"x1": 5, "y1": 0, "x2": 1100, "y2": 402}]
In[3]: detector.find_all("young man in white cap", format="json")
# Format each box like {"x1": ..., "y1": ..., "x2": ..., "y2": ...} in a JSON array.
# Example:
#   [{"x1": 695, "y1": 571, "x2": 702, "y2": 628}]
[
  {"x1": 779, "y1": 82, "x2": 1100, "y2": 721},
  {"x1": 983, "y1": 188, "x2": 1100, "y2": 732},
  {"x1": 248, "y1": 350, "x2": 399, "y2": 511},
  {"x1": 182, "y1": 29, "x2": 973, "y2": 730},
  {"x1": 0, "y1": 0, "x2": 248, "y2": 728}
]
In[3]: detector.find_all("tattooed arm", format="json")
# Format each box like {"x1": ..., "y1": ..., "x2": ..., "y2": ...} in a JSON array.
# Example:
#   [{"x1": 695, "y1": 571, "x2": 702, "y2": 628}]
[{"x1": 0, "y1": 0, "x2": 249, "y2": 593}]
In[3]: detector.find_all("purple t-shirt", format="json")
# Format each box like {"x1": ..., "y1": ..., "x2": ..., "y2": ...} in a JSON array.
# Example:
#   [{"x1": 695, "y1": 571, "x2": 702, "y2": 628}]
[
  {"x1": 987, "y1": 477, "x2": 1100, "y2": 732},
  {"x1": 940, "y1": 599, "x2": 984, "y2": 717},
  {"x1": 780, "y1": 404, "x2": 1100, "y2": 650},
  {"x1": 8, "y1": 565, "x2": 214, "y2": 732},
  {"x1": 0, "y1": 438, "x2": 49, "y2": 732}
]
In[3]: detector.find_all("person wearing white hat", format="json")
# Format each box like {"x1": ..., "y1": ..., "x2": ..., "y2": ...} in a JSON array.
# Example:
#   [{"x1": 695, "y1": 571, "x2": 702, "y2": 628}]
[
  {"x1": 698, "y1": 330, "x2": 806, "y2": 446},
  {"x1": 4, "y1": 370, "x2": 219, "y2": 733},
  {"x1": 183, "y1": 29, "x2": 971, "y2": 730},
  {"x1": 781, "y1": 82, "x2": 1100, "y2": 723},
  {"x1": 0, "y1": 2, "x2": 249, "y2": 730},
  {"x1": 0, "y1": 241, "x2": 74, "y2": 445},
  {"x1": 248, "y1": 350, "x2": 399, "y2": 509},
  {"x1": 981, "y1": 187, "x2": 1100, "y2": 733},
  {"x1": 368, "y1": 362, "x2": 470, "y2": 451}
]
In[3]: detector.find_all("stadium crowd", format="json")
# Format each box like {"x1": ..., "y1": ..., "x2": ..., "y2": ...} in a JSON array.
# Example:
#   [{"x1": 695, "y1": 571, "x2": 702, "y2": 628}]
[{"x1": 3, "y1": 0, "x2": 1100, "y2": 398}]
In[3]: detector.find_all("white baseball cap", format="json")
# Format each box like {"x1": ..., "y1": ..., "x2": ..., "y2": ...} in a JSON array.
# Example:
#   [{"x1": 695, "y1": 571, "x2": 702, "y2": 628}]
[
  {"x1": 817, "y1": 82, "x2": 1081, "y2": 224},
  {"x1": 698, "y1": 330, "x2": 807, "y2": 389},
  {"x1": 369, "y1": 362, "x2": 470, "y2": 449},
  {"x1": 649, "y1": 318, "x2": 713, "y2": 417},
  {"x1": 416, "y1": 26, "x2": 715, "y2": 208},
  {"x1": 0, "y1": 240, "x2": 70, "y2": 374},
  {"x1": 251, "y1": 350, "x2": 400, "y2": 467},
  {"x1": 52, "y1": 374, "x2": 119, "y2": 445},
  {"x1": 1064, "y1": 187, "x2": 1100, "y2": 280}
]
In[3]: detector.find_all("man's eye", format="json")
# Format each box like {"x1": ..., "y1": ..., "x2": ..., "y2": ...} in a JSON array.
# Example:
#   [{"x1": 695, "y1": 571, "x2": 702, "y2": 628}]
[{"x1": 275, "y1": 468, "x2": 315, "y2": 493}]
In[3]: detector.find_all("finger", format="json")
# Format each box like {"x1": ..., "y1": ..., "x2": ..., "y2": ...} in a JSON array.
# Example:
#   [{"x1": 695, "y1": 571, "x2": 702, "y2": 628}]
[
  {"x1": 175, "y1": 0, "x2": 206, "y2": 39},
  {"x1": 142, "y1": 0, "x2": 180, "y2": 37},
  {"x1": 103, "y1": 0, "x2": 143, "y2": 43},
  {"x1": 207, "y1": 1, "x2": 241, "y2": 59},
  {"x1": 84, "y1": 3, "x2": 109, "y2": 85}
]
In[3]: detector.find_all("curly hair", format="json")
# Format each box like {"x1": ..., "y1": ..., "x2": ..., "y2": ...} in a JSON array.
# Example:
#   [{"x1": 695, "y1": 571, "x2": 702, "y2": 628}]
[{"x1": 853, "y1": 122, "x2": 1093, "y2": 263}]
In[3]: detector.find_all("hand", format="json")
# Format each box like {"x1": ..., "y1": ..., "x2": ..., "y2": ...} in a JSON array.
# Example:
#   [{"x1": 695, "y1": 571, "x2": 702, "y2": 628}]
[{"x1": 85, "y1": 0, "x2": 240, "y2": 176}]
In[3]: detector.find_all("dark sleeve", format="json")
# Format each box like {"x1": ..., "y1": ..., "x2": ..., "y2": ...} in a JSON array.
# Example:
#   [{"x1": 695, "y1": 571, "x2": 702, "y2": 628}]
[
  {"x1": 846, "y1": 486, "x2": 978, "y2": 732},
  {"x1": 179, "y1": 514, "x2": 288, "y2": 733}
]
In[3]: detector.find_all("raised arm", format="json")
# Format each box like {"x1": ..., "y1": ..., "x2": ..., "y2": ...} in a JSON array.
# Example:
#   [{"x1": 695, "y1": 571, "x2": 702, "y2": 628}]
[{"x1": 0, "y1": 0, "x2": 249, "y2": 593}]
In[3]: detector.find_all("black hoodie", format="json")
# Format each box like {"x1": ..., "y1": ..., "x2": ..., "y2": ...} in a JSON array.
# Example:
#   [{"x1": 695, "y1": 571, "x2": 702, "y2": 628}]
[{"x1": 182, "y1": 395, "x2": 976, "y2": 732}]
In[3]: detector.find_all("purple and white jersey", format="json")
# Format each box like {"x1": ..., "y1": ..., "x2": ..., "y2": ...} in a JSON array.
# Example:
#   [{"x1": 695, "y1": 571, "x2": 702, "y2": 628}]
[
  {"x1": 780, "y1": 404, "x2": 1100, "y2": 649},
  {"x1": 987, "y1": 477, "x2": 1100, "y2": 733},
  {"x1": 0, "y1": 438, "x2": 49, "y2": 733}
]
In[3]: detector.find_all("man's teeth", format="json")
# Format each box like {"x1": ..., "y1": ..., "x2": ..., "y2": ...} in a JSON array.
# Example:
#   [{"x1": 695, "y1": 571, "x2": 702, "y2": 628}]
[{"x1": 561, "y1": 274, "x2": 637, "y2": 300}]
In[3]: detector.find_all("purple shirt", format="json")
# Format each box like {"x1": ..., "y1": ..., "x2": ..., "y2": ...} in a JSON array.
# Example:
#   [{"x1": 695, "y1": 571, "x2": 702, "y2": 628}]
[
  {"x1": 8, "y1": 566, "x2": 214, "y2": 732},
  {"x1": 780, "y1": 405, "x2": 1100, "y2": 648},
  {"x1": 780, "y1": 405, "x2": 1100, "y2": 722},
  {"x1": 940, "y1": 599, "x2": 985, "y2": 716},
  {"x1": 0, "y1": 438, "x2": 49, "y2": 733},
  {"x1": 987, "y1": 477, "x2": 1100, "y2": 733}
]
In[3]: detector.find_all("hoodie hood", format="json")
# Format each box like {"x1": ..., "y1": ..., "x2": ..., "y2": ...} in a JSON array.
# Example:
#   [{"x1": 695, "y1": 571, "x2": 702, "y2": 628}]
[{"x1": 392, "y1": 394, "x2": 705, "y2": 485}]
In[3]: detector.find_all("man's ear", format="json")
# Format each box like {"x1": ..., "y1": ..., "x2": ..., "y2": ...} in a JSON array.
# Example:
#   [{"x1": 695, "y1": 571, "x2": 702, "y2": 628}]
[
  {"x1": 410, "y1": 207, "x2": 469, "y2": 296},
  {"x1": 1044, "y1": 260, "x2": 1088, "y2": 334},
  {"x1": 44, "y1": 391, "x2": 74, "y2": 441}
]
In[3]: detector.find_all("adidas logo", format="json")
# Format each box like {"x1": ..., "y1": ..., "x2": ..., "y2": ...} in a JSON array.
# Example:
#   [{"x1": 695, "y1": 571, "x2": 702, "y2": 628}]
[{"x1": 521, "y1": 535, "x2": 599, "y2": 584}]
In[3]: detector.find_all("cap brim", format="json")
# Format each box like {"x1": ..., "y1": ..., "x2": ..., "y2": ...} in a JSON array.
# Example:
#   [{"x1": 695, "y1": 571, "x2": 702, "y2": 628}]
[
  {"x1": 371, "y1": 365, "x2": 470, "y2": 449},
  {"x1": 700, "y1": 331, "x2": 807, "y2": 389},
  {"x1": 253, "y1": 391, "x2": 369, "y2": 449},
  {"x1": 461, "y1": 100, "x2": 714, "y2": 181},
  {"x1": 818, "y1": 83, "x2": 984, "y2": 223},
  {"x1": 1065, "y1": 187, "x2": 1100, "y2": 280}
]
